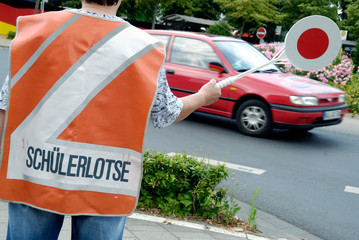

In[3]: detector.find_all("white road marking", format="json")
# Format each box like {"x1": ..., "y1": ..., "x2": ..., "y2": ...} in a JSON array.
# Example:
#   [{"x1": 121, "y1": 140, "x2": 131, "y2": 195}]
[
  {"x1": 344, "y1": 186, "x2": 359, "y2": 195},
  {"x1": 167, "y1": 153, "x2": 266, "y2": 175}
]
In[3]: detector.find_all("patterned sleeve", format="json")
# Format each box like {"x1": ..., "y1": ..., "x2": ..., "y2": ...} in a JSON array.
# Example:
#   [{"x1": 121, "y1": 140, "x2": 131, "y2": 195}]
[
  {"x1": 0, "y1": 75, "x2": 9, "y2": 110},
  {"x1": 151, "y1": 67, "x2": 183, "y2": 128}
]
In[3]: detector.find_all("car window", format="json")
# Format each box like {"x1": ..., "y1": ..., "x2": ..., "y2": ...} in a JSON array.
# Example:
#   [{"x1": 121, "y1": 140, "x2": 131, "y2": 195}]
[
  {"x1": 214, "y1": 41, "x2": 280, "y2": 72},
  {"x1": 150, "y1": 34, "x2": 171, "y2": 51},
  {"x1": 170, "y1": 36, "x2": 222, "y2": 69}
]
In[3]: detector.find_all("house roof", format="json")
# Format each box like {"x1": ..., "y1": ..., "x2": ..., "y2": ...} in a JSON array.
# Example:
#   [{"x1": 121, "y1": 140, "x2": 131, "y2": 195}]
[{"x1": 162, "y1": 14, "x2": 218, "y2": 26}]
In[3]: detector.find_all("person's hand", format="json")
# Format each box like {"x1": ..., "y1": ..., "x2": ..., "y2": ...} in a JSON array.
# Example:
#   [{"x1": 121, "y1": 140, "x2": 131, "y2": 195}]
[{"x1": 198, "y1": 79, "x2": 221, "y2": 106}]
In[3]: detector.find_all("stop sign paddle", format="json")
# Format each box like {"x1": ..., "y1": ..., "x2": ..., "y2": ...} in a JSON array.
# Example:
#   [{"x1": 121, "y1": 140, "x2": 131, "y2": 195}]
[
  {"x1": 285, "y1": 15, "x2": 341, "y2": 71},
  {"x1": 216, "y1": 15, "x2": 341, "y2": 89}
]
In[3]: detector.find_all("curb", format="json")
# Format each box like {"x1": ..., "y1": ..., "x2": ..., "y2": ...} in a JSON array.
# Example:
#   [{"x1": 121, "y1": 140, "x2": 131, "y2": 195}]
[
  {"x1": 0, "y1": 43, "x2": 10, "y2": 48},
  {"x1": 0, "y1": 35, "x2": 11, "y2": 48},
  {"x1": 129, "y1": 212, "x2": 274, "y2": 240}
]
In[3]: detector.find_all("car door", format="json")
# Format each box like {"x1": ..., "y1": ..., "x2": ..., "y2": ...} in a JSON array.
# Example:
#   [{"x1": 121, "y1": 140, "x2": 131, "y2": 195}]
[{"x1": 165, "y1": 36, "x2": 231, "y2": 114}]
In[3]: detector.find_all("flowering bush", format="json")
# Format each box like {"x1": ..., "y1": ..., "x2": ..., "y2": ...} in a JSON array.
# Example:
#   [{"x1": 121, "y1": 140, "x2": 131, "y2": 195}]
[
  {"x1": 334, "y1": 74, "x2": 359, "y2": 116},
  {"x1": 254, "y1": 43, "x2": 283, "y2": 60},
  {"x1": 302, "y1": 53, "x2": 354, "y2": 86},
  {"x1": 253, "y1": 43, "x2": 355, "y2": 87},
  {"x1": 254, "y1": 43, "x2": 358, "y2": 115}
]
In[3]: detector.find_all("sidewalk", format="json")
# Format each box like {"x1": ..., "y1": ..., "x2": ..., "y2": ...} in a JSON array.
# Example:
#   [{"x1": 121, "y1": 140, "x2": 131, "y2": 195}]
[
  {"x1": 0, "y1": 35, "x2": 11, "y2": 48},
  {"x1": 0, "y1": 199, "x2": 322, "y2": 240}
]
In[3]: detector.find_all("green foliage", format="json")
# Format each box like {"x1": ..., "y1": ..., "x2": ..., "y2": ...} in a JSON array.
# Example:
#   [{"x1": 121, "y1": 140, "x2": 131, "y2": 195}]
[
  {"x1": 120, "y1": 0, "x2": 221, "y2": 26},
  {"x1": 139, "y1": 151, "x2": 242, "y2": 222},
  {"x1": 342, "y1": 0, "x2": 359, "y2": 40},
  {"x1": 161, "y1": 0, "x2": 221, "y2": 20},
  {"x1": 247, "y1": 187, "x2": 260, "y2": 230},
  {"x1": 61, "y1": 0, "x2": 81, "y2": 8},
  {"x1": 280, "y1": 0, "x2": 339, "y2": 29},
  {"x1": 120, "y1": 0, "x2": 156, "y2": 22},
  {"x1": 7, "y1": 31, "x2": 16, "y2": 40},
  {"x1": 352, "y1": 43, "x2": 359, "y2": 70},
  {"x1": 214, "y1": 0, "x2": 280, "y2": 37},
  {"x1": 220, "y1": 177, "x2": 242, "y2": 225},
  {"x1": 206, "y1": 21, "x2": 232, "y2": 36},
  {"x1": 332, "y1": 74, "x2": 359, "y2": 116}
]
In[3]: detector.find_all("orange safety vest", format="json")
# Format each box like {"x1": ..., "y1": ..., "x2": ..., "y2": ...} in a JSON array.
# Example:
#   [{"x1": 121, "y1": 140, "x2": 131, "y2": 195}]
[{"x1": 0, "y1": 10, "x2": 165, "y2": 215}]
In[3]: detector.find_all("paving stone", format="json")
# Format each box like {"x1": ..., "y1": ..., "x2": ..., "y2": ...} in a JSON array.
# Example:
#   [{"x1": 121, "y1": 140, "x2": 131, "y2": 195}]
[{"x1": 132, "y1": 231, "x2": 179, "y2": 240}]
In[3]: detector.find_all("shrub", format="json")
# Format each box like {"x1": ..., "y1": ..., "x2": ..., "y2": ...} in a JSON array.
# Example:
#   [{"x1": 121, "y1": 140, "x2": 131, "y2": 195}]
[
  {"x1": 255, "y1": 43, "x2": 283, "y2": 60},
  {"x1": 332, "y1": 74, "x2": 359, "y2": 116},
  {"x1": 254, "y1": 43, "x2": 355, "y2": 86},
  {"x1": 7, "y1": 31, "x2": 16, "y2": 39},
  {"x1": 139, "y1": 151, "x2": 241, "y2": 223},
  {"x1": 300, "y1": 52, "x2": 354, "y2": 86}
]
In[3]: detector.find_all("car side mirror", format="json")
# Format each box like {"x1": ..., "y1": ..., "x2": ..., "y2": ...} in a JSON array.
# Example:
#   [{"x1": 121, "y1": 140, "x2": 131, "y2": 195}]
[{"x1": 209, "y1": 62, "x2": 227, "y2": 73}]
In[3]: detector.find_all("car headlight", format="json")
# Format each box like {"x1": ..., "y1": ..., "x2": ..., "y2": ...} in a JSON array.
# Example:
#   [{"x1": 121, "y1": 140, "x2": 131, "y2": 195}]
[
  {"x1": 338, "y1": 94, "x2": 346, "y2": 103},
  {"x1": 290, "y1": 96, "x2": 318, "y2": 106}
]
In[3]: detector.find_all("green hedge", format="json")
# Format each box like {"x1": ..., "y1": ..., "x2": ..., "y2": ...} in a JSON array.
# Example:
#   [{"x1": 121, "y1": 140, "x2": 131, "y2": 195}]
[
  {"x1": 139, "y1": 151, "x2": 241, "y2": 223},
  {"x1": 333, "y1": 74, "x2": 359, "y2": 115},
  {"x1": 7, "y1": 31, "x2": 16, "y2": 40}
]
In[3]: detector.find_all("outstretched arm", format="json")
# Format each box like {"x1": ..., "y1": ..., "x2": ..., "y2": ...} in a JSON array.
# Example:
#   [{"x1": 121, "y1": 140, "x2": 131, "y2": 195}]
[{"x1": 175, "y1": 79, "x2": 221, "y2": 122}]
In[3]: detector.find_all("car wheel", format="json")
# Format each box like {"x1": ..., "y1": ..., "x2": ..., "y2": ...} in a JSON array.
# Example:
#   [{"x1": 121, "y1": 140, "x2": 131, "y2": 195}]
[{"x1": 236, "y1": 99, "x2": 272, "y2": 137}]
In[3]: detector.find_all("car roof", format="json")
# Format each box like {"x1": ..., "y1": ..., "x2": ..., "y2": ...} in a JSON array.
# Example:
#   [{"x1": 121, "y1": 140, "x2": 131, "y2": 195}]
[{"x1": 144, "y1": 29, "x2": 245, "y2": 43}]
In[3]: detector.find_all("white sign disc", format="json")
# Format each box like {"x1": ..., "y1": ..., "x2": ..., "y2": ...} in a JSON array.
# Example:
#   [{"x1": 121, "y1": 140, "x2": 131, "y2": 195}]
[{"x1": 284, "y1": 15, "x2": 341, "y2": 71}]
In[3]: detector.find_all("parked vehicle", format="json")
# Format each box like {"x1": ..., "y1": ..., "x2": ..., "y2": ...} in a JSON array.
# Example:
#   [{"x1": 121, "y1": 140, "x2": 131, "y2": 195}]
[{"x1": 146, "y1": 30, "x2": 349, "y2": 137}]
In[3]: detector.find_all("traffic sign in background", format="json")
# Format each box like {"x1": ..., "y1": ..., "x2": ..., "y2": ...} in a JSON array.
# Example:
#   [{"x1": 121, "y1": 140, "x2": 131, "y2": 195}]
[{"x1": 256, "y1": 27, "x2": 267, "y2": 39}]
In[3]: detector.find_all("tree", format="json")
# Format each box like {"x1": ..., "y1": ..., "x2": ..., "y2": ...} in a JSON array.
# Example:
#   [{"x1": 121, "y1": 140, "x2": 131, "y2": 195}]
[
  {"x1": 280, "y1": 0, "x2": 339, "y2": 31},
  {"x1": 55, "y1": 0, "x2": 222, "y2": 29},
  {"x1": 341, "y1": 0, "x2": 359, "y2": 68},
  {"x1": 121, "y1": 0, "x2": 188, "y2": 29},
  {"x1": 342, "y1": 0, "x2": 359, "y2": 40},
  {"x1": 337, "y1": 0, "x2": 351, "y2": 20},
  {"x1": 161, "y1": 0, "x2": 222, "y2": 20},
  {"x1": 206, "y1": 21, "x2": 232, "y2": 36},
  {"x1": 120, "y1": 0, "x2": 155, "y2": 23},
  {"x1": 61, "y1": 0, "x2": 81, "y2": 8},
  {"x1": 121, "y1": 0, "x2": 221, "y2": 29},
  {"x1": 214, "y1": 0, "x2": 279, "y2": 38}
]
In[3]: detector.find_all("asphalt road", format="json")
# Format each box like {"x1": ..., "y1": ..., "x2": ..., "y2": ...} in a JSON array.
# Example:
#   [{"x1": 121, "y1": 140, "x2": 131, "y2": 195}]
[
  {"x1": 1, "y1": 48, "x2": 358, "y2": 240},
  {"x1": 144, "y1": 112, "x2": 359, "y2": 240}
]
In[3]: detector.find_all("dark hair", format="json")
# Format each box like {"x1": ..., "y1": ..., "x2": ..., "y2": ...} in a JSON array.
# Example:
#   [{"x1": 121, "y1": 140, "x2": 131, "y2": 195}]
[{"x1": 85, "y1": 0, "x2": 119, "y2": 6}]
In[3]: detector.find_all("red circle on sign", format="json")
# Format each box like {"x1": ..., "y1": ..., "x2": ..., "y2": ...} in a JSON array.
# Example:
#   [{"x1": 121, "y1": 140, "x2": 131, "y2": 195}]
[{"x1": 297, "y1": 28, "x2": 329, "y2": 59}]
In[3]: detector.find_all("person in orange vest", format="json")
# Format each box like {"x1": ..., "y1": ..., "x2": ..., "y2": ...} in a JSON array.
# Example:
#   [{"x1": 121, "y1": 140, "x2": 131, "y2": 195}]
[{"x1": 0, "y1": 0, "x2": 220, "y2": 239}]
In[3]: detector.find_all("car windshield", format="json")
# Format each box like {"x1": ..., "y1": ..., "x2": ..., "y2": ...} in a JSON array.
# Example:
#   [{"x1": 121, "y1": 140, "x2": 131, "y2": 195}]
[{"x1": 214, "y1": 41, "x2": 281, "y2": 73}]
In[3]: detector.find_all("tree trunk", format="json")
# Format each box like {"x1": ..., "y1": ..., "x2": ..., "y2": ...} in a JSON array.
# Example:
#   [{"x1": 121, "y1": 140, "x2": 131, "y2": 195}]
[
  {"x1": 239, "y1": 21, "x2": 245, "y2": 38},
  {"x1": 35, "y1": 0, "x2": 40, "y2": 14},
  {"x1": 151, "y1": 0, "x2": 158, "y2": 29}
]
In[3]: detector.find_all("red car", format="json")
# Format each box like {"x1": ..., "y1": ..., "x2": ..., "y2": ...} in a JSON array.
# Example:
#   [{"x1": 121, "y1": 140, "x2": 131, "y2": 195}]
[{"x1": 146, "y1": 30, "x2": 349, "y2": 137}]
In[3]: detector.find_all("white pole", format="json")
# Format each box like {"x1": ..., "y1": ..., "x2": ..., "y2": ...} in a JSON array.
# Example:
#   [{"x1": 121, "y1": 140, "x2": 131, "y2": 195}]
[{"x1": 216, "y1": 48, "x2": 286, "y2": 89}]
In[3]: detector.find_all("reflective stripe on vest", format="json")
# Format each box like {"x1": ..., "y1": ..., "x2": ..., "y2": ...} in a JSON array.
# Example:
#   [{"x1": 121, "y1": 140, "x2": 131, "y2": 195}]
[{"x1": 0, "y1": 10, "x2": 165, "y2": 215}]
